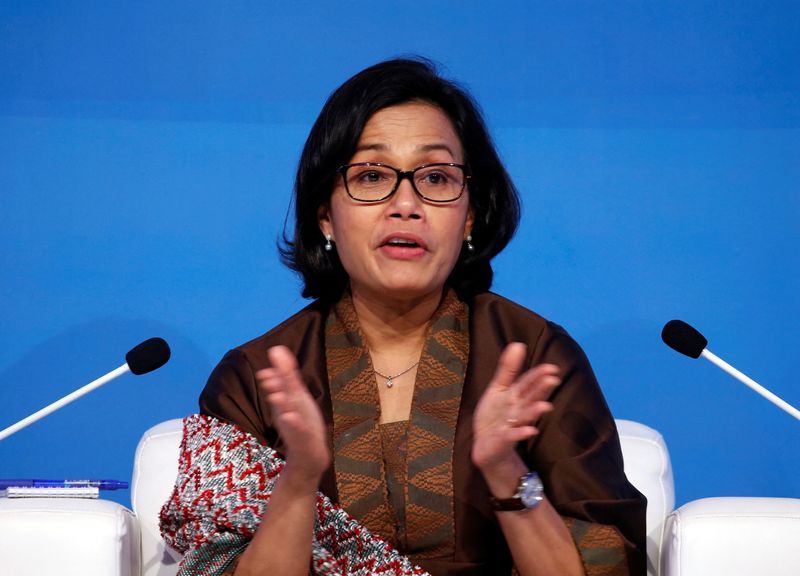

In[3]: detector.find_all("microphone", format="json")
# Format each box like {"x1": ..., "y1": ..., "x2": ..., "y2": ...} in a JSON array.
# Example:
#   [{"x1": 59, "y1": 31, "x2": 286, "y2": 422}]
[
  {"x1": 126, "y1": 337, "x2": 171, "y2": 375},
  {"x1": 0, "y1": 337, "x2": 171, "y2": 441},
  {"x1": 661, "y1": 320, "x2": 800, "y2": 421}
]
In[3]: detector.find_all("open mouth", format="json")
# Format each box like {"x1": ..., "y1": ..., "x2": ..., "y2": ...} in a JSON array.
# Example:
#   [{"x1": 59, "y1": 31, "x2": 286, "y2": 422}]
[
  {"x1": 379, "y1": 234, "x2": 427, "y2": 257},
  {"x1": 384, "y1": 238, "x2": 421, "y2": 248},
  {"x1": 380, "y1": 232, "x2": 427, "y2": 250}
]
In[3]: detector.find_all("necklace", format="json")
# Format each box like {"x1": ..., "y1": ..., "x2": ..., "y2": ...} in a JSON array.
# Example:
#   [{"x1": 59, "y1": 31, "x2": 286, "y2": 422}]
[{"x1": 373, "y1": 361, "x2": 420, "y2": 388}]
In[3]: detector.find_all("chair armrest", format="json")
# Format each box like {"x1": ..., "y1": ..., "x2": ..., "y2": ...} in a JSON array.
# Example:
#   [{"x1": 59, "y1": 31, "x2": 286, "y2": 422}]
[
  {"x1": 0, "y1": 497, "x2": 140, "y2": 576},
  {"x1": 661, "y1": 497, "x2": 800, "y2": 576}
]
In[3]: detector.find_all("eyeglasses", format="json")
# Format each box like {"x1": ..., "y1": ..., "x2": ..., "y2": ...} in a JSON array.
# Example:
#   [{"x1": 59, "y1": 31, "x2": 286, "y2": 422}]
[{"x1": 335, "y1": 162, "x2": 470, "y2": 203}]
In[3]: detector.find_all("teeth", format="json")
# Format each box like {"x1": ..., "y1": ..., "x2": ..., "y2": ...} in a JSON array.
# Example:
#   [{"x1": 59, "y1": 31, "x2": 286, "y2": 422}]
[{"x1": 388, "y1": 239, "x2": 417, "y2": 246}]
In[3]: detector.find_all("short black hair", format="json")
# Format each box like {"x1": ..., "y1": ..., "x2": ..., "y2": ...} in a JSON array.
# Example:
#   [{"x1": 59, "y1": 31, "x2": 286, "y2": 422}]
[{"x1": 280, "y1": 57, "x2": 520, "y2": 302}]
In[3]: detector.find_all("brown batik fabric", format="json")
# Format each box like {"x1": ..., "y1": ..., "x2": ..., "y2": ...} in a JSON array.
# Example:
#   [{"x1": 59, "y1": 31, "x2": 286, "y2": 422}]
[
  {"x1": 379, "y1": 420, "x2": 410, "y2": 547},
  {"x1": 564, "y1": 518, "x2": 631, "y2": 576},
  {"x1": 511, "y1": 516, "x2": 631, "y2": 576},
  {"x1": 509, "y1": 519, "x2": 629, "y2": 576},
  {"x1": 325, "y1": 289, "x2": 468, "y2": 559}
]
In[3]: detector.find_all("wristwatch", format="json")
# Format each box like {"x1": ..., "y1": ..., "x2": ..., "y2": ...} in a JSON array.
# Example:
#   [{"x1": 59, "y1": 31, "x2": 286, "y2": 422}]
[{"x1": 489, "y1": 471, "x2": 544, "y2": 511}]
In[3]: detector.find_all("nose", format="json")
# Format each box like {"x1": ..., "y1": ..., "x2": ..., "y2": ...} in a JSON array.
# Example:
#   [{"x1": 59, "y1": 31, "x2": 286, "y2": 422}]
[{"x1": 388, "y1": 176, "x2": 423, "y2": 220}]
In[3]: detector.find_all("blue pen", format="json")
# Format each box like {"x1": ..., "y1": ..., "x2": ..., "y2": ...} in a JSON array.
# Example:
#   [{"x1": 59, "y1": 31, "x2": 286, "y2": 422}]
[{"x1": 0, "y1": 479, "x2": 129, "y2": 490}]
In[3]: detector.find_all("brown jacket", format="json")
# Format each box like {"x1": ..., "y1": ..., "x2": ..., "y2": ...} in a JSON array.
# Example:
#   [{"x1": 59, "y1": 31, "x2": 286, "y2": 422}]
[{"x1": 199, "y1": 292, "x2": 647, "y2": 575}]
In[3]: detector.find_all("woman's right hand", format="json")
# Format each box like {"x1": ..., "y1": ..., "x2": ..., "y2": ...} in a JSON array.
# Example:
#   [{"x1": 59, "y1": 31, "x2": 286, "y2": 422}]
[
  {"x1": 256, "y1": 345, "x2": 331, "y2": 483},
  {"x1": 236, "y1": 347, "x2": 329, "y2": 575}
]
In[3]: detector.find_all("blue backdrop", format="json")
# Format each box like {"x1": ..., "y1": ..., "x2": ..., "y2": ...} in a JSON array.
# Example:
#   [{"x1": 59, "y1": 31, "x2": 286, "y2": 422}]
[{"x1": 1, "y1": 1, "x2": 798, "y2": 508}]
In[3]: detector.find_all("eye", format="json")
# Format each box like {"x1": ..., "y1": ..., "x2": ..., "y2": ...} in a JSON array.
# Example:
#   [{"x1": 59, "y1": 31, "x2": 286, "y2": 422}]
[
  {"x1": 417, "y1": 169, "x2": 451, "y2": 186},
  {"x1": 349, "y1": 166, "x2": 392, "y2": 187},
  {"x1": 358, "y1": 171, "x2": 383, "y2": 182}
]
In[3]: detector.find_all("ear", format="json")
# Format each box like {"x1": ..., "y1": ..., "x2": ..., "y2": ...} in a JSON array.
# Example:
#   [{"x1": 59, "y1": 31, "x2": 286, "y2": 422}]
[
  {"x1": 464, "y1": 205, "x2": 475, "y2": 240},
  {"x1": 318, "y1": 202, "x2": 333, "y2": 239}
]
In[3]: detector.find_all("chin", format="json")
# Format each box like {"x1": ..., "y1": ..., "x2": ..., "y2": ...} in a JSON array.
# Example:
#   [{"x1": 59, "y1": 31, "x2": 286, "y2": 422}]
[
  {"x1": 376, "y1": 282, "x2": 445, "y2": 303},
  {"x1": 351, "y1": 270, "x2": 450, "y2": 303}
]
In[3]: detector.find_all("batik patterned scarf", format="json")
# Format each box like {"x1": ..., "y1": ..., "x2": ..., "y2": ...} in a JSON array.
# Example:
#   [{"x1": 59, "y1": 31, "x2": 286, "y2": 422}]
[
  {"x1": 326, "y1": 288, "x2": 469, "y2": 557},
  {"x1": 159, "y1": 414, "x2": 430, "y2": 576}
]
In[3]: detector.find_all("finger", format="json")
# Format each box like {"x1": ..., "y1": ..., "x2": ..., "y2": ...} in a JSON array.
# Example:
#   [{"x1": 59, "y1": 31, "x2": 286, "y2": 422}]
[
  {"x1": 266, "y1": 346, "x2": 305, "y2": 393},
  {"x1": 503, "y1": 424, "x2": 540, "y2": 443},
  {"x1": 505, "y1": 396, "x2": 553, "y2": 428},
  {"x1": 264, "y1": 390, "x2": 291, "y2": 415},
  {"x1": 515, "y1": 363, "x2": 560, "y2": 389},
  {"x1": 256, "y1": 372, "x2": 296, "y2": 412},
  {"x1": 503, "y1": 378, "x2": 556, "y2": 427},
  {"x1": 257, "y1": 368, "x2": 297, "y2": 417},
  {"x1": 525, "y1": 362, "x2": 561, "y2": 380},
  {"x1": 267, "y1": 345, "x2": 299, "y2": 374},
  {"x1": 255, "y1": 367, "x2": 283, "y2": 393},
  {"x1": 490, "y1": 343, "x2": 527, "y2": 390},
  {"x1": 518, "y1": 375, "x2": 560, "y2": 406},
  {"x1": 515, "y1": 364, "x2": 561, "y2": 402},
  {"x1": 515, "y1": 400, "x2": 555, "y2": 426}
]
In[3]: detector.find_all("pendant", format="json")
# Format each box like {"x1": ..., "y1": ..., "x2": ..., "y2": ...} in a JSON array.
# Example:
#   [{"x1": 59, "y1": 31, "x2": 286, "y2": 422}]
[{"x1": 386, "y1": 377, "x2": 394, "y2": 388}]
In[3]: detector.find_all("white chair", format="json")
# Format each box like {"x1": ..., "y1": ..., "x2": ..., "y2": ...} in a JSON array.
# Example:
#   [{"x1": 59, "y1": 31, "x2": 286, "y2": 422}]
[
  {"x1": 130, "y1": 419, "x2": 800, "y2": 576},
  {"x1": 3, "y1": 419, "x2": 797, "y2": 575},
  {"x1": 0, "y1": 496, "x2": 140, "y2": 576},
  {"x1": 131, "y1": 419, "x2": 185, "y2": 576},
  {"x1": 661, "y1": 496, "x2": 800, "y2": 575},
  {"x1": 616, "y1": 419, "x2": 674, "y2": 576}
]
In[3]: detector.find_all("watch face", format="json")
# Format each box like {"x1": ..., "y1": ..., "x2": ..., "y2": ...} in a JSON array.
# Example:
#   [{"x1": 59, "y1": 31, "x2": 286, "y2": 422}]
[{"x1": 519, "y1": 472, "x2": 544, "y2": 508}]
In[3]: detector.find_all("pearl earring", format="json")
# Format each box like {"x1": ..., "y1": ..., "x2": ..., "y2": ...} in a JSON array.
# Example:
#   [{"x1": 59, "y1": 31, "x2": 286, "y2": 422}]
[
  {"x1": 324, "y1": 234, "x2": 333, "y2": 252},
  {"x1": 465, "y1": 234, "x2": 474, "y2": 252}
]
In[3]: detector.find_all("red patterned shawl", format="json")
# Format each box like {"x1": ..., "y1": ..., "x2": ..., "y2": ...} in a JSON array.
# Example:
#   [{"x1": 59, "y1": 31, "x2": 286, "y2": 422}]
[{"x1": 159, "y1": 414, "x2": 429, "y2": 576}]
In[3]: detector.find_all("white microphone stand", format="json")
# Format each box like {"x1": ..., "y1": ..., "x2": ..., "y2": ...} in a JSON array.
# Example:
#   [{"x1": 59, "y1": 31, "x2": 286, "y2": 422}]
[
  {"x1": 701, "y1": 349, "x2": 800, "y2": 421},
  {"x1": 0, "y1": 364, "x2": 131, "y2": 441}
]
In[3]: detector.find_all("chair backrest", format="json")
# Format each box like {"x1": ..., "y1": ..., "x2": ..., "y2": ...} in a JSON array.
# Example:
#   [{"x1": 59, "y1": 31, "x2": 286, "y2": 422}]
[
  {"x1": 132, "y1": 419, "x2": 184, "y2": 576},
  {"x1": 616, "y1": 419, "x2": 675, "y2": 576},
  {"x1": 132, "y1": 418, "x2": 674, "y2": 576}
]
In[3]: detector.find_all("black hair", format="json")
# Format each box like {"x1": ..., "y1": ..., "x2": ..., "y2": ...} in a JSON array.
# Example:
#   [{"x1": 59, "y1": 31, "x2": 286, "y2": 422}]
[{"x1": 280, "y1": 57, "x2": 520, "y2": 302}]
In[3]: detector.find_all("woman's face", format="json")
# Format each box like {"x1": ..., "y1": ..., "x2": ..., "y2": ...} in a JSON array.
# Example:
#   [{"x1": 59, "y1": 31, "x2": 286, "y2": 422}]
[{"x1": 319, "y1": 102, "x2": 473, "y2": 304}]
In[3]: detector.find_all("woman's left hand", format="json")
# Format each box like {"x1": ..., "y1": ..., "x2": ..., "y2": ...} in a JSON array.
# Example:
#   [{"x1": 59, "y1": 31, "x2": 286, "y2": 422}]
[{"x1": 471, "y1": 342, "x2": 561, "y2": 472}]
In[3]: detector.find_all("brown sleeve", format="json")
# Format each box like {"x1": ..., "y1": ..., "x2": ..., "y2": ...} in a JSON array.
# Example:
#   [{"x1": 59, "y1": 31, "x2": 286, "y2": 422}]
[
  {"x1": 198, "y1": 348, "x2": 274, "y2": 446},
  {"x1": 527, "y1": 322, "x2": 647, "y2": 576},
  {"x1": 196, "y1": 305, "x2": 336, "y2": 498}
]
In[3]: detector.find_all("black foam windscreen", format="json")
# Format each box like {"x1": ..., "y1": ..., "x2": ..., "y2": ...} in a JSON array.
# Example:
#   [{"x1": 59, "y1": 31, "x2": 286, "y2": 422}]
[
  {"x1": 125, "y1": 337, "x2": 171, "y2": 375},
  {"x1": 661, "y1": 320, "x2": 708, "y2": 358}
]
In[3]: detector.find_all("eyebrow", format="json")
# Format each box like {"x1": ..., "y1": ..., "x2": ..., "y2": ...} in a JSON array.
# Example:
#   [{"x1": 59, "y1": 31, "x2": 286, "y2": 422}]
[{"x1": 355, "y1": 142, "x2": 457, "y2": 156}]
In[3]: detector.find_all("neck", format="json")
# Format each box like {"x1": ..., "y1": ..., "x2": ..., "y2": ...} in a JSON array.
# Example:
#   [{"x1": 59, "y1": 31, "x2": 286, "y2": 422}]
[{"x1": 350, "y1": 285, "x2": 444, "y2": 365}]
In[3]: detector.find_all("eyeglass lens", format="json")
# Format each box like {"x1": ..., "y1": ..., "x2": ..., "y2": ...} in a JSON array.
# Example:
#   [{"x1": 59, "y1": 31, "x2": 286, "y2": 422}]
[{"x1": 343, "y1": 164, "x2": 465, "y2": 202}]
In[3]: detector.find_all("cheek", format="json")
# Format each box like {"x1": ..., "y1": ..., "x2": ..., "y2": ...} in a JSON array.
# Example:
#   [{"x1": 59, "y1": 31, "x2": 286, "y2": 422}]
[
  {"x1": 437, "y1": 212, "x2": 470, "y2": 265},
  {"x1": 446, "y1": 206, "x2": 471, "y2": 244},
  {"x1": 328, "y1": 196, "x2": 356, "y2": 236},
  {"x1": 329, "y1": 203, "x2": 376, "y2": 258}
]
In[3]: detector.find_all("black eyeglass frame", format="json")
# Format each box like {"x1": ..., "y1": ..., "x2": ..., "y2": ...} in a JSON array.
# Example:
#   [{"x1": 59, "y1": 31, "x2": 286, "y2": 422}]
[{"x1": 335, "y1": 162, "x2": 471, "y2": 203}]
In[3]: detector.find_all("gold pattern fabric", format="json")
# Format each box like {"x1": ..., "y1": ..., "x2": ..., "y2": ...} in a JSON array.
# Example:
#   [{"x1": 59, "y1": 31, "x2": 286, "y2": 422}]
[
  {"x1": 380, "y1": 420, "x2": 410, "y2": 548},
  {"x1": 565, "y1": 518, "x2": 631, "y2": 576},
  {"x1": 326, "y1": 289, "x2": 469, "y2": 559}
]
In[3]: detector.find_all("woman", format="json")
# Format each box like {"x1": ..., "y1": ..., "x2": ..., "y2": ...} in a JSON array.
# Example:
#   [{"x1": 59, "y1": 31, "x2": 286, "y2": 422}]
[{"x1": 161, "y1": 58, "x2": 646, "y2": 576}]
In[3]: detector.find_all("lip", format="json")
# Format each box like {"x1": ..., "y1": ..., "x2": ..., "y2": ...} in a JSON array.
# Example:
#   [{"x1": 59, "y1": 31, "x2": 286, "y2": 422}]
[
  {"x1": 378, "y1": 232, "x2": 428, "y2": 251},
  {"x1": 378, "y1": 232, "x2": 428, "y2": 259}
]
